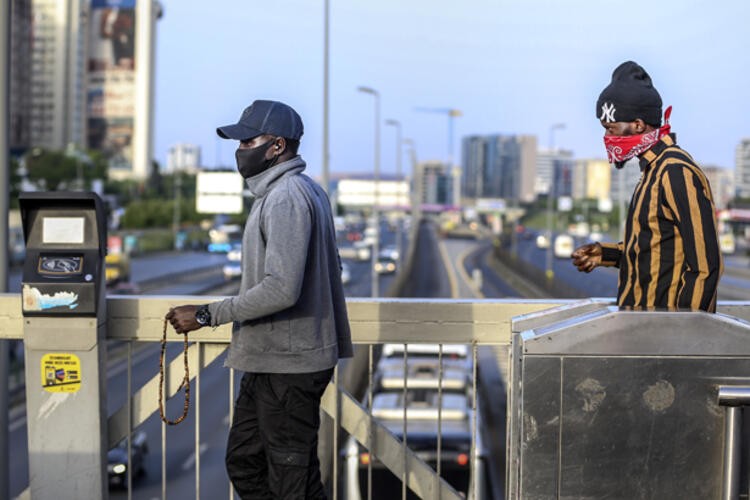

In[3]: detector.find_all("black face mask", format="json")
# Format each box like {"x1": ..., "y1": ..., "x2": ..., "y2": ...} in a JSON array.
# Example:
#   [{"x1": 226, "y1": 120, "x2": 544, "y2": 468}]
[{"x1": 235, "y1": 140, "x2": 277, "y2": 178}]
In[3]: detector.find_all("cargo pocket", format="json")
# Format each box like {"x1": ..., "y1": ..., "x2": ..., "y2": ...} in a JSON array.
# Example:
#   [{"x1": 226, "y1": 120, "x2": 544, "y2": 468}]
[{"x1": 268, "y1": 446, "x2": 309, "y2": 468}]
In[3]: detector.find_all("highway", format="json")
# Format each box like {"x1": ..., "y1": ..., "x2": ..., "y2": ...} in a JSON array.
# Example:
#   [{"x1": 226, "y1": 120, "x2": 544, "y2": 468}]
[
  {"x1": 8, "y1": 223, "x2": 405, "y2": 499},
  {"x1": 8, "y1": 222, "x2": 750, "y2": 499}
]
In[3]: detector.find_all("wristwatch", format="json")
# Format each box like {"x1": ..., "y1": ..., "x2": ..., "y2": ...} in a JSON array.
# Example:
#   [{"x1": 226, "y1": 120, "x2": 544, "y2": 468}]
[{"x1": 195, "y1": 305, "x2": 211, "y2": 327}]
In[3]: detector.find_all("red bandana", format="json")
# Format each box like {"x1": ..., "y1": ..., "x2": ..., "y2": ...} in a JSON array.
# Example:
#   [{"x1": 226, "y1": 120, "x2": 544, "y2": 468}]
[{"x1": 603, "y1": 106, "x2": 672, "y2": 164}]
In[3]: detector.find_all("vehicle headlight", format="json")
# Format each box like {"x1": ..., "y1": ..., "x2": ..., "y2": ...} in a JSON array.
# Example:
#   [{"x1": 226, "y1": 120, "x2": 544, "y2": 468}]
[{"x1": 111, "y1": 463, "x2": 126, "y2": 474}]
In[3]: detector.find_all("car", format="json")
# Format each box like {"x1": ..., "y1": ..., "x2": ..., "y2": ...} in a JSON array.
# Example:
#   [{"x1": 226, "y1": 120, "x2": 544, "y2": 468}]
[
  {"x1": 341, "y1": 262, "x2": 351, "y2": 284},
  {"x1": 108, "y1": 430, "x2": 148, "y2": 489},
  {"x1": 339, "y1": 244, "x2": 371, "y2": 262},
  {"x1": 553, "y1": 234, "x2": 574, "y2": 258},
  {"x1": 535, "y1": 234, "x2": 550, "y2": 249},
  {"x1": 720, "y1": 233, "x2": 736, "y2": 254},
  {"x1": 222, "y1": 243, "x2": 242, "y2": 280},
  {"x1": 343, "y1": 390, "x2": 488, "y2": 499},
  {"x1": 374, "y1": 257, "x2": 396, "y2": 274},
  {"x1": 379, "y1": 245, "x2": 399, "y2": 261},
  {"x1": 588, "y1": 231, "x2": 604, "y2": 243}
]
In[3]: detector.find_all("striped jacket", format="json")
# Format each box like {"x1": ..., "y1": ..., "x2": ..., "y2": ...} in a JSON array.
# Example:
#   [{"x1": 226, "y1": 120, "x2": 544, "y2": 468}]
[{"x1": 599, "y1": 134, "x2": 722, "y2": 312}]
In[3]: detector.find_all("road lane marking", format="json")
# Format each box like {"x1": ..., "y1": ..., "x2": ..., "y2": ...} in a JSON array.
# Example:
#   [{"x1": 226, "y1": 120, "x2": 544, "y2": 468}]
[
  {"x1": 456, "y1": 245, "x2": 485, "y2": 299},
  {"x1": 437, "y1": 239, "x2": 459, "y2": 299},
  {"x1": 182, "y1": 442, "x2": 209, "y2": 471}
]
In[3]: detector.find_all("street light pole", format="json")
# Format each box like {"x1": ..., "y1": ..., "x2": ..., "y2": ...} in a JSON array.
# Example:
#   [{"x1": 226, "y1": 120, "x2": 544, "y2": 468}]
[
  {"x1": 0, "y1": 1, "x2": 9, "y2": 496},
  {"x1": 385, "y1": 119, "x2": 403, "y2": 267},
  {"x1": 321, "y1": 0, "x2": 330, "y2": 194},
  {"x1": 403, "y1": 138, "x2": 419, "y2": 228},
  {"x1": 357, "y1": 86, "x2": 380, "y2": 298},
  {"x1": 545, "y1": 123, "x2": 565, "y2": 280}
]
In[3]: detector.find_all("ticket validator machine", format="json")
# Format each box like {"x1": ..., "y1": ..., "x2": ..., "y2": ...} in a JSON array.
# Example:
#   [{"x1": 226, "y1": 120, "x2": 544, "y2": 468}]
[{"x1": 20, "y1": 192, "x2": 108, "y2": 499}]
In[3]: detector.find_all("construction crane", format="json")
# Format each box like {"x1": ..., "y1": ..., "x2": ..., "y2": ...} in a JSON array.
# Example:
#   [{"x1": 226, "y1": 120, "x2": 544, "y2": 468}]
[{"x1": 414, "y1": 107, "x2": 462, "y2": 166}]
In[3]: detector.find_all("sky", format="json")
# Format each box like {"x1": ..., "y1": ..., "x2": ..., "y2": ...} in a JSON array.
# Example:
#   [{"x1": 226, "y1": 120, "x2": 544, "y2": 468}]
[{"x1": 153, "y1": 0, "x2": 750, "y2": 180}]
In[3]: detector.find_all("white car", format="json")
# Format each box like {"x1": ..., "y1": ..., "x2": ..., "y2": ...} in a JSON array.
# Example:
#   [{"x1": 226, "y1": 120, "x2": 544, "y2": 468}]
[
  {"x1": 222, "y1": 244, "x2": 242, "y2": 280},
  {"x1": 554, "y1": 234, "x2": 574, "y2": 258},
  {"x1": 341, "y1": 262, "x2": 351, "y2": 284},
  {"x1": 535, "y1": 234, "x2": 550, "y2": 249},
  {"x1": 379, "y1": 245, "x2": 399, "y2": 261}
]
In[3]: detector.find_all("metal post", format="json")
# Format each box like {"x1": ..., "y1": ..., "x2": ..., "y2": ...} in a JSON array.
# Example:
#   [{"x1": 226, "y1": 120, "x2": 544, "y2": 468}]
[
  {"x1": 173, "y1": 171, "x2": 182, "y2": 250},
  {"x1": 133, "y1": 0, "x2": 156, "y2": 179},
  {"x1": 321, "y1": 0, "x2": 330, "y2": 194},
  {"x1": 403, "y1": 139, "x2": 418, "y2": 224},
  {"x1": 722, "y1": 406, "x2": 741, "y2": 500},
  {"x1": 545, "y1": 123, "x2": 565, "y2": 280},
  {"x1": 386, "y1": 119, "x2": 402, "y2": 266},
  {"x1": 717, "y1": 386, "x2": 750, "y2": 500},
  {"x1": 357, "y1": 86, "x2": 380, "y2": 298},
  {"x1": 0, "y1": 0, "x2": 10, "y2": 496}
]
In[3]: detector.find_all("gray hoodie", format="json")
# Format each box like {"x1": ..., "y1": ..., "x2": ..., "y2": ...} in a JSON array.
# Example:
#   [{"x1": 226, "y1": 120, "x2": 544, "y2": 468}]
[{"x1": 208, "y1": 156, "x2": 353, "y2": 373}]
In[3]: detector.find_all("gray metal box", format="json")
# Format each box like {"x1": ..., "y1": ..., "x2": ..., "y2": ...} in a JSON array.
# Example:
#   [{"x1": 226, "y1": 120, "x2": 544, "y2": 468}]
[{"x1": 508, "y1": 306, "x2": 750, "y2": 499}]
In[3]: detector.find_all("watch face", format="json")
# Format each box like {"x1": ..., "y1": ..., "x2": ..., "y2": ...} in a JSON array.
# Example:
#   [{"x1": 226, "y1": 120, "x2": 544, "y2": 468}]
[{"x1": 196, "y1": 307, "x2": 210, "y2": 325}]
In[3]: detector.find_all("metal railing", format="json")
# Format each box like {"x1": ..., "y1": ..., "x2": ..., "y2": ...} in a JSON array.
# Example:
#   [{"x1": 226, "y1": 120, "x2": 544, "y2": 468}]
[{"x1": 4, "y1": 294, "x2": 750, "y2": 499}]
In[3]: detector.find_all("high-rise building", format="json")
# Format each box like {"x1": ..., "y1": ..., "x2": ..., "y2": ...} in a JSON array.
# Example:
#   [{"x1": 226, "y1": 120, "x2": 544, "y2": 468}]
[
  {"x1": 29, "y1": 0, "x2": 89, "y2": 150},
  {"x1": 461, "y1": 134, "x2": 536, "y2": 204},
  {"x1": 10, "y1": 0, "x2": 33, "y2": 154},
  {"x1": 166, "y1": 143, "x2": 202, "y2": 173},
  {"x1": 609, "y1": 158, "x2": 641, "y2": 210},
  {"x1": 735, "y1": 139, "x2": 750, "y2": 199},
  {"x1": 573, "y1": 159, "x2": 611, "y2": 201},
  {"x1": 86, "y1": 0, "x2": 162, "y2": 180},
  {"x1": 703, "y1": 165, "x2": 734, "y2": 210},
  {"x1": 537, "y1": 148, "x2": 574, "y2": 199},
  {"x1": 415, "y1": 161, "x2": 453, "y2": 207},
  {"x1": 537, "y1": 148, "x2": 573, "y2": 196}
]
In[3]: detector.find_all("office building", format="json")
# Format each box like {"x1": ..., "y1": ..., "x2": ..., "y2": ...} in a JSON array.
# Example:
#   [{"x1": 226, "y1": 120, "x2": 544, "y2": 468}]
[
  {"x1": 10, "y1": 0, "x2": 33, "y2": 154},
  {"x1": 703, "y1": 165, "x2": 734, "y2": 210},
  {"x1": 537, "y1": 148, "x2": 573, "y2": 196},
  {"x1": 573, "y1": 159, "x2": 611, "y2": 201},
  {"x1": 415, "y1": 161, "x2": 453, "y2": 207},
  {"x1": 166, "y1": 143, "x2": 202, "y2": 173},
  {"x1": 29, "y1": 0, "x2": 89, "y2": 150},
  {"x1": 461, "y1": 134, "x2": 536, "y2": 205},
  {"x1": 735, "y1": 139, "x2": 750, "y2": 199}
]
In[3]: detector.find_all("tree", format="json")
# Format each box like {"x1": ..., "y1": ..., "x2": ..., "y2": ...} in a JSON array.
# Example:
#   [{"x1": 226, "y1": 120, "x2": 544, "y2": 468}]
[
  {"x1": 25, "y1": 149, "x2": 79, "y2": 190},
  {"x1": 9, "y1": 157, "x2": 22, "y2": 208}
]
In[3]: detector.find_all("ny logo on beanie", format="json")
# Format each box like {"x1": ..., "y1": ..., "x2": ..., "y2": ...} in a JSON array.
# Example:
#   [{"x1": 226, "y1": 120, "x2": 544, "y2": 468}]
[{"x1": 600, "y1": 103, "x2": 616, "y2": 122}]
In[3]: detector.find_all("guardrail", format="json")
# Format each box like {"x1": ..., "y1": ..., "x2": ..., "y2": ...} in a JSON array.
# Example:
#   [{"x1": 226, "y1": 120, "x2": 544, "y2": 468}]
[{"x1": 4, "y1": 295, "x2": 750, "y2": 499}]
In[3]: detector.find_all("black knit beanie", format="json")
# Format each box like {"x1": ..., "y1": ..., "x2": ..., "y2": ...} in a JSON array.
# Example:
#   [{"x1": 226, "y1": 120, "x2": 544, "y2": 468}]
[{"x1": 596, "y1": 61, "x2": 662, "y2": 126}]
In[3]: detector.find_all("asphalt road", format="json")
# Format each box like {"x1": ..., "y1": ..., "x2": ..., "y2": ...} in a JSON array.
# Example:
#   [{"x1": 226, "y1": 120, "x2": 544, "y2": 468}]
[{"x1": 10, "y1": 224, "x2": 750, "y2": 499}]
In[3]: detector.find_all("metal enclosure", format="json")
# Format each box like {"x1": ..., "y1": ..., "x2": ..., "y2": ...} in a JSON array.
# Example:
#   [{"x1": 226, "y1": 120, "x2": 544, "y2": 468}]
[
  {"x1": 508, "y1": 303, "x2": 750, "y2": 499},
  {"x1": 20, "y1": 192, "x2": 108, "y2": 500}
]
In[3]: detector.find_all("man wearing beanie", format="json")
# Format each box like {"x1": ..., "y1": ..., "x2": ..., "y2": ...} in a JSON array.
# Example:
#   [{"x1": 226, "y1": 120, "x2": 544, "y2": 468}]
[{"x1": 571, "y1": 61, "x2": 722, "y2": 312}]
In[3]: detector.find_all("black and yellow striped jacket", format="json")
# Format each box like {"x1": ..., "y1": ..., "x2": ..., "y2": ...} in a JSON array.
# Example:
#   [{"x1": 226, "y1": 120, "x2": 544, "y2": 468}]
[{"x1": 600, "y1": 134, "x2": 722, "y2": 312}]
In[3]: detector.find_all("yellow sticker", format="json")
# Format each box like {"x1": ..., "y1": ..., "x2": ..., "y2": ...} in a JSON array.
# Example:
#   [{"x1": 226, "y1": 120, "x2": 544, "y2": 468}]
[{"x1": 40, "y1": 353, "x2": 82, "y2": 393}]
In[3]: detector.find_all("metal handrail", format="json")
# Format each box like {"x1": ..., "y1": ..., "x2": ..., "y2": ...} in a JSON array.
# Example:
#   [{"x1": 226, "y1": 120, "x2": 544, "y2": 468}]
[{"x1": 6, "y1": 295, "x2": 750, "y2": 499}]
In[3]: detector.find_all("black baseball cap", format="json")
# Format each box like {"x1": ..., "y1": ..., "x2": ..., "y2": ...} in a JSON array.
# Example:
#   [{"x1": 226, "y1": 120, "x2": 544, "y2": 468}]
[{"x1": 216, "y1": 100, "x2": 304, "y2": 141}]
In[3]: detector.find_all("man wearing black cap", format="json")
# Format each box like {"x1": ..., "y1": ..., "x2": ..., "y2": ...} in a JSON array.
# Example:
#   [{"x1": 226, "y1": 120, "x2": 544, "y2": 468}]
[
  {"x1": 166, "y1": 100, "x2": 352, "y2": 498},
  {"x1": 571, "y1": 61, "x2": 722, "y2": 312}
]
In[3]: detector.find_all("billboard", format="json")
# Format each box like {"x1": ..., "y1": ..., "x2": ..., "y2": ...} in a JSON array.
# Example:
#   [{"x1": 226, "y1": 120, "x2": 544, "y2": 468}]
[
  {"x1": 196, "y1": 172, "x2": 245, "y2": 214},
  {"x1": 87, "y1": 0, "x2": 136, "y2": 174}
]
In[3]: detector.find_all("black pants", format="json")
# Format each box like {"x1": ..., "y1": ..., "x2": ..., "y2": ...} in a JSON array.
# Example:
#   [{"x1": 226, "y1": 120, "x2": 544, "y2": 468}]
[{"x1": 226, "y1": 368, "x2": 334, "y2": 500}]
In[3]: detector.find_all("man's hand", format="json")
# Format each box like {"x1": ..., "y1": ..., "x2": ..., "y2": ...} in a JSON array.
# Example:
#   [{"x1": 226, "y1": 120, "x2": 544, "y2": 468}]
[
  {"x1": 165, "y1": 305, "x2": 201, "y2": 334},
  {"x1": 571, "y1": 243, "x2": 603, "y2": 273}
]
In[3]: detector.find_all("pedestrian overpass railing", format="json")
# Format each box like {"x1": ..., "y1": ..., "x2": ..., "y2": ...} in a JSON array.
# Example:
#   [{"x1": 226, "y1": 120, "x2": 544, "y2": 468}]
[{"x1": 3, "y1": 294, "x2": 750, "y2": 499}]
